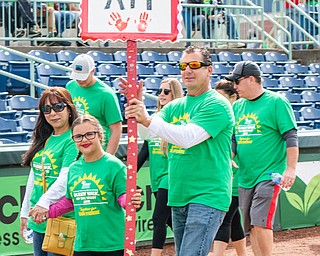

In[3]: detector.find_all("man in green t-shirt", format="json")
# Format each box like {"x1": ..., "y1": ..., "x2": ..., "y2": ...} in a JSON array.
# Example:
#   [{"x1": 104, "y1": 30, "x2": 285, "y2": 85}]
[
  {"x1": 66, "y1": 54, "x2": 122, "y2": 154},
  {"x1": 225, "y1": 61, "x2": 299, "y2": 256},
  {"x1": 124, "y1": 46, "x2": 234, "y2": 256}
]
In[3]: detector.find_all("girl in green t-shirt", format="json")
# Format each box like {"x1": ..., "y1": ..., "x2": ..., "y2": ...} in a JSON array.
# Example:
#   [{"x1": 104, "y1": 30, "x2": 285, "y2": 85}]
[{"x1": 42, "y1": 115, "x2": 141, "y2": 255}]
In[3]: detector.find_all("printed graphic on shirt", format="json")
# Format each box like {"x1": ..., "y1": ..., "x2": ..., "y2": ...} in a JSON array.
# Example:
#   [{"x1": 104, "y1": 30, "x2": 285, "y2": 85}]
[
  {"x1": 150, "y1": 139, "x2": 162, "y2": 155},
  {"x1": 168, "y1": 113, "x2": 190, "y2": 154},
  {"x1": 73, "y1": 96, "x2": 89, "y2": 115},
  {"x1": 70, "y1": 173, "x2": 107, "y2": 217},
  {"x1": 235, "y1": 113, "x2": 261, "y2": 144}
]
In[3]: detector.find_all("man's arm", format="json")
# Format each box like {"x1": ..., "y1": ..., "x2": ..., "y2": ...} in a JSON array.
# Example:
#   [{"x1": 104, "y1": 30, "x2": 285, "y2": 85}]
[{"x1": 106, "y1": 121, "x2": 122, "y2": 154}]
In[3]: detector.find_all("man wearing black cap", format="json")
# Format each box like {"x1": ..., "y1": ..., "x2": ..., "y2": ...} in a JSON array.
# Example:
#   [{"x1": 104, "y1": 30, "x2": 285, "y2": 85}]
[{"x1": 225, "y1": 60, "x2": 299, "y2": 256}]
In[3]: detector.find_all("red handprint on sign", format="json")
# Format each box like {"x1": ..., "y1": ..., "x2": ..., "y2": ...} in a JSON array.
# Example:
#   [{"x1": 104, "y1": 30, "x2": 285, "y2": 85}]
[
  {"x1": 136, "y1": 12, "x2": 152, "y2": 32},
  {"x1": 108, "y1": 12, "x2": 130, "y2": 31}
]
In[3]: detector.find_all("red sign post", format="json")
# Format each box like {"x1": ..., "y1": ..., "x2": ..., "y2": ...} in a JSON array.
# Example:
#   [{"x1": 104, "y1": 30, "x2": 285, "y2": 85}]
[{"x1": 80, "y1": 1, "x2": 180, "y2": 254}]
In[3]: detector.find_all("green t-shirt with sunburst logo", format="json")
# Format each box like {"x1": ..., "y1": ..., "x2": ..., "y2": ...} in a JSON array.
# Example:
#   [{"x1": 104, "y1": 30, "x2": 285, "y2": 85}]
[
  {"x1": 66, "y1": 79, "x2": 122, "y2": 148},
  {"x1": 66, "y1": 153, "x2": 127, "y2": 252},
  {"x1": 147, "y1": 137, "x2": 168, "y2": 192},
  {"x1": 233, "y1": 90, "x2": 297, "y2": 189},
  {"x1": 28, "y1": 129, "x2": 77, "y2": 233},
  {"x1": 157, "y1": 89, "x2": 234, "y2": 212}
]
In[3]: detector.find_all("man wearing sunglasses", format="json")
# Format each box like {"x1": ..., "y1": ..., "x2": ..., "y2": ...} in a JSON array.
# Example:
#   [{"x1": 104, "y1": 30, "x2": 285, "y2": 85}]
[
  {"x1": 66, "y1": 54, "x2": 122, "y2": 155},
  {"x1": 124, "y1": 46, "x2": 234, "y2": 256},
  {"x1": 225, "y1": 61, "x2": 298, "y2": 256}
]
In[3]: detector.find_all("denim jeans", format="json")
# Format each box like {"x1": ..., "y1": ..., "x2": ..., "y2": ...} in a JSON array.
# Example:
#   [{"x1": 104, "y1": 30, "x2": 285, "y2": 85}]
[
  {"x1": 172, "y1": 203, "x2": 226, "y2": 256},
  {"x1": 54, "y1": 11, "x2": 79, "y2": 35},
  {"x1": 182, "y1": 8, "x2": 206, "y2": 46},
  {"x1": 33, "y1": 231, "x2": 63, "y2": 256}
]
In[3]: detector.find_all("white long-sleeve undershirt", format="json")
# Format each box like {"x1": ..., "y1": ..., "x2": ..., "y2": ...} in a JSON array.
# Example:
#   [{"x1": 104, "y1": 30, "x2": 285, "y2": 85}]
[{"x1": 139, "y1": 115, "x2": 211, "y2": 149}]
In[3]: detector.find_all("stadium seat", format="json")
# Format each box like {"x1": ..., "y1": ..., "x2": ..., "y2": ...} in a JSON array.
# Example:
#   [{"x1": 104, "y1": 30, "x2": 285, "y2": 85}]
[
  {"x1": 304, "y1": 76, "x2": 320, "y2": 89},
  {"x1": 8, "y1": 95, "x2": 39, "y2": 111},
  {"x1": 241, "y1": 51, "x2": 269, "y2": 64},
  {"x1": 0, "y1": 116, "x2": 29, "y2": 142},
  {"x1": 278, "y1": 77, "x2": 306, "y2": 92},
  {"x1": 299, "y1": 106, "x2": 320, "y2": 120},
  {"x1": 264, "y1": 51, "x2": 296, "y2": 65},
  {"x1": 56, "y1": 50, "x2": 79, "y2": 64},
  {"x1": 260, "y1": 63, "x2": 293, "y2": 78},
  {"x1": 28, "y1": 50, "x2": 57, "y2": 62},
  {"x1": 167, "y1": 51, "x2": 182, "y2": 63},
  {"x1": 36, "y1": 63, "x2": 69, "y2": 85},
  {"x1": 211, "y1": 64, "x2": 233, "y2": 78},
  {"x1": 144, "y1": 96, "x2": 157, "y2": 110},
  {"x1": 301, "y1": 91, "x2": 320, "y2": 103},
  {"x1": 7, "y1": 61, "x2": 32, "y2": 94},
  {"x1": 210, "y1": 53, "x2": 219, "y2": 63},
  {"x1": 0, "y1": 117, "x2": 17, "y2": 132},
  {"x1": 308, "y1": 63, "x2": 320, "y2": 74},
  {"x1": 0, "y1": 50, "x2": 27, "y2": 62},
  {"x1": 18, "y1": 115, "x2": 38, "y2": 140},
  {"x1": 136, "y1": 64, "x2": 159, "y2": 79},
  {"x1": 290, "y1": 102, "x2": 313, "y2": 111},
  {"x1": 154, "y1": 63, "x2": 180, "y2": 76},
  {"x1": 278, "y1": 91, "x2": 302, "y2": 103},
  {"x1": 284, "y1": 63, "x2": 314, "y2": 78},
  {"x1": 87, "y1": 50, "x2": 121, "y2": 66},
  {"x1": 0, "y1": 132, "x2": 28, "y2": 143},
  {"x1": 218, "y1": 51, "x2": 242, "y2": 64},
  {"x1": 97, "y1": 64, "x2": 126, "y2": 81},
  {"x1": 48, "y1": 75, "x2": 71, "y2": 87},
  {"x1": 144, "y1": 77, "x2": 162, "y2": 93},
  {"x1": 141, "y1": 51, "x2": 175, "y2": 66},
  {"x1": 0, "y1": 92, "x2": 9, "y2": 100},
  {"x1": 261, "y1": 77, "x2": 280, "y2": 89}
]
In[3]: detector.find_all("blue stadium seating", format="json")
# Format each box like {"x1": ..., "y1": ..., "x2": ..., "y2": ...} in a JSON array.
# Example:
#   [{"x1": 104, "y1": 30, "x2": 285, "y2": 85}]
[
  {"x1": 167, "y1": 51, "x2": 182, "y2": 63},
  {"x1": 97, "y1": 64, "x2": 126, "y2": 81},
  {"x1": 301, "y1": 91, "x2": 320, "y2": 103},
  {"x1": 87, "y1": 50, "x2": 121, "y2": 66},
  {"x1": 241, "y1": 51, "x2": 269, "y2": 64},
  {"x1": 154, "y1": 63, "x2": 180, "y2": 76},
  {"x1": 28, "y1": 50, "x2": 57, "y2": 62},
  {"x1": 56, "y1": 50, "x2": 79, "y2": 64},
  {"x1": 218, "y1": 51, "x2": 242, "y2": 64},
  {"x1": 264, "y1": 51, "x2": 296, "y2": 65}
]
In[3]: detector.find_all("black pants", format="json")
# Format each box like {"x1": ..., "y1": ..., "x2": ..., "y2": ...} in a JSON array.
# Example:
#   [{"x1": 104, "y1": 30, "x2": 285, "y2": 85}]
[
  {"x1": 214, "y1": 196, "x2": 245, "y2": 243},
  {"x1": 74, "y1": 250, "x2": 124, "y2": 256},
  {"x1": 152, "y1": 188, "x2": 172, "y2": 249}
]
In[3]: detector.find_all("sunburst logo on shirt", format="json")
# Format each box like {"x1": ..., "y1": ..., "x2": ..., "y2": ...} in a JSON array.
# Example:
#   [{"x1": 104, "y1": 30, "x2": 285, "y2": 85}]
[
  {"x1": 33, "y1": 149, "x2": 58, "y2": 175},
  {"x1": 73, "y1": 96, "x2": 89, "y2": 115},
  {"x1": 235, "y1": 113, "x2": 261, "y2": 135},
  {"x1": 70, "y1": 173, "x2": 107, "y2": 201},
  {"x1": 171, "y1": 113, "x2": 190, "y2": 125}
]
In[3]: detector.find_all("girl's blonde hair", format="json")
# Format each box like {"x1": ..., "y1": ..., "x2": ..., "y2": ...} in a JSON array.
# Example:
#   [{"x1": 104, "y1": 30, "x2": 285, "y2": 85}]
[
  {"x1": 71, "y1": 114, "x2": 105, "y2": 160},
  {"x1": 157, "y1": 78, "x2": 184, "y2": 155}
]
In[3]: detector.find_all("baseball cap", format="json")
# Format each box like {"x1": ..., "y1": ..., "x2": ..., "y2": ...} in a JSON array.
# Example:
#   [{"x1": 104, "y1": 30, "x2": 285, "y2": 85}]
[
  {"x1": 225, "y1": 61, "x2": 261, "y2": 81},
  {"x1": 70, "y1": 54, "x2": 95, "y2": 80}
]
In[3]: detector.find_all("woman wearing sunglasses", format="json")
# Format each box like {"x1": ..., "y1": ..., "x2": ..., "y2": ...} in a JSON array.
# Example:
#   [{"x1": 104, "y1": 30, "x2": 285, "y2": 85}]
[
  {"x1": 137, "y1": 78, "x2": 184, "y2": 256},
  {"x1": 20, "y1": 87, "x2": 78, "y2": 256}
]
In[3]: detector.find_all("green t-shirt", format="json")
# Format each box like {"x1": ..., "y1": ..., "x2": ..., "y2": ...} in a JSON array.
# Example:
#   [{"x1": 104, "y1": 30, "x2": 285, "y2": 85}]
[
  {"x1": 157, "y1": 90, "x2": 234, "y2": 212},
  {"x1": 28, "y1": 130, "x2": 77, "y2": 233},
  {"x1": 147, "y1": 137, "x2": 168, "y2": 192},
  {"x1": 66, "y1": 78, "x2": 122, "y2": 148},
  {"x1": 233, "y1": 90, "x2": 297, "y2": 189},
  {"x1": 66, "y1": 153, "x2": 127, "y2": 252}
]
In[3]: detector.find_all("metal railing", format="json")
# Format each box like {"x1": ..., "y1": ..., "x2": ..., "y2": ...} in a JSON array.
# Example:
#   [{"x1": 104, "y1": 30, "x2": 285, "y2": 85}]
[
  {"x1": 0, "y1": 0, "x2": 81, "y2": 46},
  {"x1": 272, "y1": 0, "x2": 320, "y2": 50}
]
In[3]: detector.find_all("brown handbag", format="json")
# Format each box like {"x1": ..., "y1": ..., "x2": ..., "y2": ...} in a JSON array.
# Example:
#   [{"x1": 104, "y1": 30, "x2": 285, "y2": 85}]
[{"x1": 41, "y1": 156, "x2": 76, "y2": 256}]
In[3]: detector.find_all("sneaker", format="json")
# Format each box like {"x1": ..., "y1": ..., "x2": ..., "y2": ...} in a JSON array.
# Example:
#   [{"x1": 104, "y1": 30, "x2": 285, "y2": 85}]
[
  {"x1": 28, "y1": 29, "x2": 42, "y2": 38},
  {"x1": 14, "y1": 29, "x2": 25, "y2": 38},
  {"x1": 228, "y1": 42, "x2": 246, "y2": 48},
  {"x1": 76, "y1": 41, "x2": 90, "y2": 47}
]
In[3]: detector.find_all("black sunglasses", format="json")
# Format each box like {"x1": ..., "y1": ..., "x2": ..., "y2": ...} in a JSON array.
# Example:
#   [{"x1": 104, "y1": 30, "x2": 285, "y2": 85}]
[
  {"x1": 157, "y1": 88, "x2": 171, "y2": 96},
  {"x1": 41, "y1": 103, "x2": 67, "y2": 115},
  {"x1": 179, "y1": 61, "x2": 210, "y2": 71},
  {"x1": 234, "y1": 76, "x2": 249, "y2": 85},
  {"x1": 72, "y1": 131, "x2": 99, "y2": 143}
]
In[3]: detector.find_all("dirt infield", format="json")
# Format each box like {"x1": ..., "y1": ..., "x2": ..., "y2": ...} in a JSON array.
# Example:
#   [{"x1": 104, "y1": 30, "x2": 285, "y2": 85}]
[{"x1": 135, "y1": 226, "x2": 320, "y2": 256}]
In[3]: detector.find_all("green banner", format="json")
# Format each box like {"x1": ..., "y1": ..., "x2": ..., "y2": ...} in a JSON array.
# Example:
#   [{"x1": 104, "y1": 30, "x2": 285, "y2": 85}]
[
  {"x1": 0, "y1": 167, "x2": 173, "y2": 255},
  {"x1": 279, "y1": 162, "x2": 320, "y2": 229},
  {"x1": 0, "y1": 176, "x2": 33, "y2": 256}
]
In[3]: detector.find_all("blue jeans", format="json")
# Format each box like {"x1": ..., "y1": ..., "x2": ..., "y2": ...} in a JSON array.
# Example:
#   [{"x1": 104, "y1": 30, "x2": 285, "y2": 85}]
[
  {"x1": 286, "y1": 9, "x2": 302, "y2": 49},
  {"x1": 33, "y1": 231, "x2": 63, "y2": 256},
  {"x1": 54, "y1": 11, "x2": 79, "y2": 35},
  {"x1": 172, "y1": 203, "x2": 226, "y2": 256},
  {"x1": 182, "y1": 8, "x2": 206, "y2": 46}
]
